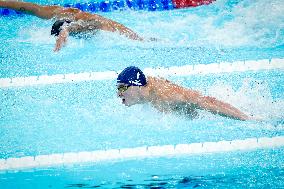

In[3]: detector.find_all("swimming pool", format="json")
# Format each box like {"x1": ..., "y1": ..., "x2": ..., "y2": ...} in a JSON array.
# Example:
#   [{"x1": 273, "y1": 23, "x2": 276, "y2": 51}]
[{"x1": 0, "y1": 0, "x2": 284, "y2": 188}]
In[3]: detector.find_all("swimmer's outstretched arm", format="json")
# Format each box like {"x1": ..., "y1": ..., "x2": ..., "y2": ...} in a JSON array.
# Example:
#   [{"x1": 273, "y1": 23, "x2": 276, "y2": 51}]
[
  {"x1": 0, "y1": 1, "x2": 61, "y2": 19},
  {"x1": 192, "y1": 95, "x2": 250, "y2": 120},
  {"x1": 88, "y1": 17, "x2": 144, "y2": 41},
  {"x1": 112, "y1": 24, "x2": 144, "y2": 41},
  {"x1": 54, "y1": 20, "x2": 144, "y2": 51},
  {"x1": 159, "y1": 82, "x2": 250, "y2": 120}
]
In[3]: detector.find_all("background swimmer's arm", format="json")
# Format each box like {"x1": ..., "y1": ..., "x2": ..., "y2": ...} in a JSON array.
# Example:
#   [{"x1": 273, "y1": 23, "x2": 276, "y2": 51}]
[
  {"x1": 83, "y1": 17, "x2": 144, "y2": 41},
  {"x1": 54, "y1": 28, "x2": 69, "y2": 52},
  {"x1": 64, "y1": 20, "x2": 101, "y2": 33},
  {"x1": 53, "y1": 21, "x2": 94, "y2": 51},
  {"x1": 65, "y1": 20, "x2": 144, "y2": 41},
  {"x1": 113, "y1": 25, "x2": 144, "y2": 41},
  {"x1": 0, "y1": 1, "x2": 61, "y2": 19},
  {"x1": 53, "y1": 20, "x2": 102, "y2": 51}
]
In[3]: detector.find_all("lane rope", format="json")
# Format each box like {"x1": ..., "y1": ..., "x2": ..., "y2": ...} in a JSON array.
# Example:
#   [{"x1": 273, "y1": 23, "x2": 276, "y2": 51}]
[
  {"x1": 1, "y1": 58, "x2": 283, "y2": 89},
  {"x1": 0, "y1": 136, "x2": 283, "y2": 171},
  {"x1": 0, "y1": 0, "x2": 215, "y2": 15}
]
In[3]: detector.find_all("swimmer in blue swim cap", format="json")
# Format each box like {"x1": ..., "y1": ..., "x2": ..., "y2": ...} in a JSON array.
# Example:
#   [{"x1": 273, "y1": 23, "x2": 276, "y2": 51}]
[
  {"x1": 0, "y1": 1, "x2": 145, "y2": 52},
  {"x1": 117, "y1": 66, "x2": 251, "y2": 120},
  {"x1": 117, "y1": 66, "x2": 147, "y2": 107}
]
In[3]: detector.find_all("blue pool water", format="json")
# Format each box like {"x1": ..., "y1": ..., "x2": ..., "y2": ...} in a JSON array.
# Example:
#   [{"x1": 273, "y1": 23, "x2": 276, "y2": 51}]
[{"x1": 0, "y1": 0, "x2": 284, "y2": 188}]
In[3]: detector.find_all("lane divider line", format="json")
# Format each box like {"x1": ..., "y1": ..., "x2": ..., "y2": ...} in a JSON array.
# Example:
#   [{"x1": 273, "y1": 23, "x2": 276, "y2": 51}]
[
  {"x1": 0, "y1": 136, "x2": 283, "y2": 171},
  {"x1": 0, "y1": 58, "x2": 283, "y2": 89}
]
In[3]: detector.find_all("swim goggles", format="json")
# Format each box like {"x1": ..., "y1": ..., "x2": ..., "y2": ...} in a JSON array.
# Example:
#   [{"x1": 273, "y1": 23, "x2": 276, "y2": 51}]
[{"x1": 117, "y1": 85, "x2": 130, "y2": 92}]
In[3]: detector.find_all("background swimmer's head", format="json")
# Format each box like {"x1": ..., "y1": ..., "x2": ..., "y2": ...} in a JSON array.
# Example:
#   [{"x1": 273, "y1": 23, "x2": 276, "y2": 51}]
[
  {"x1": 51, "y1": 20, "x2": 72, "y2": 36},
  {"x1": 117, "y1": 66, "x2": 147, "y2": 87}
]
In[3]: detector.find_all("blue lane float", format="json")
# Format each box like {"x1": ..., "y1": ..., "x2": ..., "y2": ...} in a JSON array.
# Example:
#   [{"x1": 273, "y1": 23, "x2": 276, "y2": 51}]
[
  {"x1": 0, "y1": 0, "x2": 214, "y2": 16},
  {"x1": 0, "y1": 0, "x2": 173, "y2": 16},
  {"x1": 64, "y1": 0, "x2": 174, "y2": 12},
  {"x1": 0, "y1": 8, "x2": 24, "y2": 16}
]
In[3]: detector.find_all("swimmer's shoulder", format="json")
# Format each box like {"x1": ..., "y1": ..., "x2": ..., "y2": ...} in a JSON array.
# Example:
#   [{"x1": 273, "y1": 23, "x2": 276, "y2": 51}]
[{"x1": 54, "y1": 7, "x2": 92, "y2": 20}]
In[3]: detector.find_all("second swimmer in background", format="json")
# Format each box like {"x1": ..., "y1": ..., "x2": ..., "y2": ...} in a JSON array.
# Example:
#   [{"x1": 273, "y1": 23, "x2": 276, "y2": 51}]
[{"x1": 0, "y1": 1, "x2": 150, "y2": 51}]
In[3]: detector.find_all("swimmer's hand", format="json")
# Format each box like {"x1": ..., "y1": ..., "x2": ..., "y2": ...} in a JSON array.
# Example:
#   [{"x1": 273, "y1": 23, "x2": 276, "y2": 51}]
[{"x1": 54, "y1": 29, "x2": 69, "y2": 52}]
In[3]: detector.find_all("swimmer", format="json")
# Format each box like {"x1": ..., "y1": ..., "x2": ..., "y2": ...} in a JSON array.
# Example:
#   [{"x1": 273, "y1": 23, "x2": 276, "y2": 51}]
[
  {"x1": 117, "y1": 66, "x2": 251, "y2": 120},
  {"x1": 0, "y1": 1, "x2": 145, "y2": 51}
]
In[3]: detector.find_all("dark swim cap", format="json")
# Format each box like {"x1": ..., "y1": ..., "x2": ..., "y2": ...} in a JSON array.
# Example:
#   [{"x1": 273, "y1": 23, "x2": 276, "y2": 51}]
[
  {"x1": 51, "y1": 20, "x2": 71, "y2": 36},
  {"x1": 117, "y1": 66, "x2": 147, "y2": 86}
]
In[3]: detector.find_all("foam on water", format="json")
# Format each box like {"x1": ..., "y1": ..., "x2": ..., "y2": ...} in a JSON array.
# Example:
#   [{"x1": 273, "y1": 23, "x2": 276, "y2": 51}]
[
  {"x1": 155, "y1": 0, "x2": 284, "y2": 48},
  {"x1": 18, "y1": 26, "x2": 54, "y2": 44}
]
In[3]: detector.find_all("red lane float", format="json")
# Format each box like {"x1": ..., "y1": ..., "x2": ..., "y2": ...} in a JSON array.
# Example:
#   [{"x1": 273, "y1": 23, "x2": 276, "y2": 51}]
[{"x1": 172, "y1": 0, "x2": 215, "y2": 8}]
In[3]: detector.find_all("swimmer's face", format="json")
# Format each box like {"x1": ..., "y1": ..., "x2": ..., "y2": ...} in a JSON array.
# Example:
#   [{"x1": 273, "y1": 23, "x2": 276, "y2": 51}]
[{"x1": 117, "y1": 83, "x2": 141, "y2": 106}]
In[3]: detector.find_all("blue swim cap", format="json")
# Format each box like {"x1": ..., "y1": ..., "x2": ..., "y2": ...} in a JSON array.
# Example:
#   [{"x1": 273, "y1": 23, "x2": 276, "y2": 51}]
[{"x1": 117, "y1": 66, "x2": 147, "y2": 86}]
